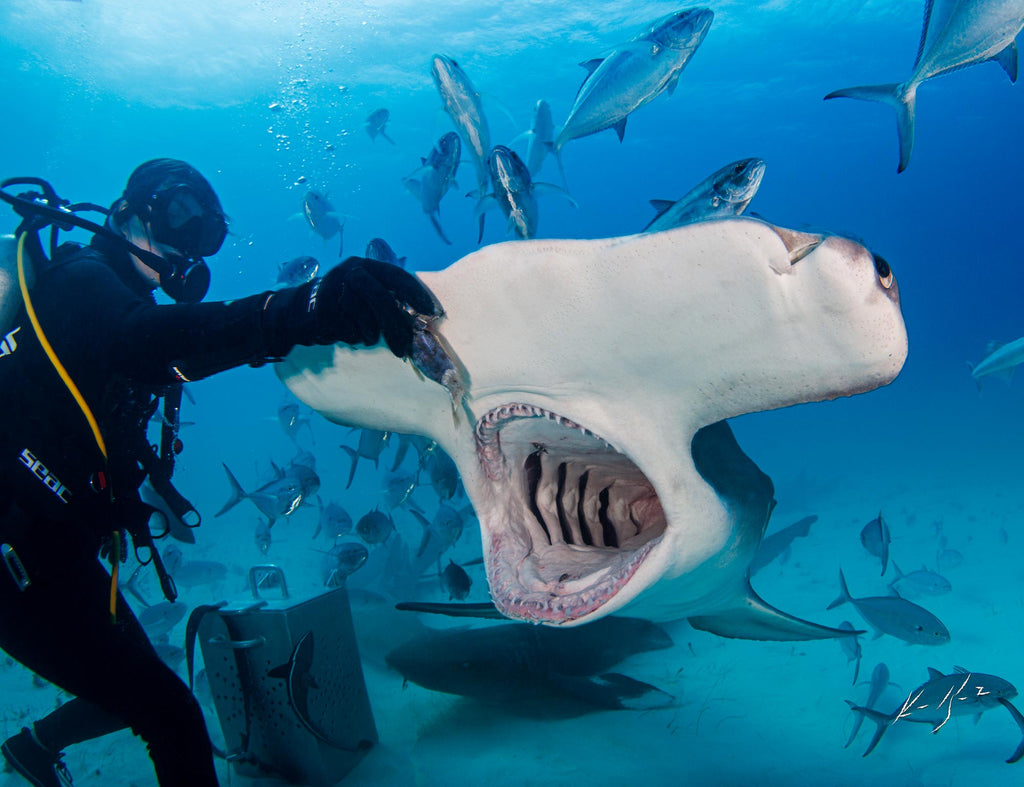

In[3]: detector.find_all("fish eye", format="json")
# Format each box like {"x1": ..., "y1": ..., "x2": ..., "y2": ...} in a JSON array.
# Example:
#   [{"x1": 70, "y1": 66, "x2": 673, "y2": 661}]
[
  {"x1": 872, "y1": 253, "x2": 894, "y2": 289},
  {"x1": 734, "y1": 163, "x2": 745, "y2": 173}
]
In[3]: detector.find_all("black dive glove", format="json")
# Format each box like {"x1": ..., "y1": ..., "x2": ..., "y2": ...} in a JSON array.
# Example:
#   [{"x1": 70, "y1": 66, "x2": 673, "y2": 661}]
[{"x1": 262, "y1": 256, "x2": 438, "y2": 358}]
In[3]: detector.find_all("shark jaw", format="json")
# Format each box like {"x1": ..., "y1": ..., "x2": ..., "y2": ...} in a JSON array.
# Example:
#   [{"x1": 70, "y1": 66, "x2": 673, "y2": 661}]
[{"x1": 475, "y1": 403, "x2": 666, "y2": 624}]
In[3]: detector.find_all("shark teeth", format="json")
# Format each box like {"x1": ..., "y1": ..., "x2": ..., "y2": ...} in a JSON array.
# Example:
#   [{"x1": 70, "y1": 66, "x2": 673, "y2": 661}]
[{"x1": 474, "y1": 403, "x2": 665, "y2": 625}]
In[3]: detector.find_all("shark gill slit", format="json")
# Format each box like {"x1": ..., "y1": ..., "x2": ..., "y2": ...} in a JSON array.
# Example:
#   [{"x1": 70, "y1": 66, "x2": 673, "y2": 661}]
[
  {"x1": 598, "y1": 487, "x2": 619, "y2": 548},
  {"x1": 576, "y1": 470, "x2": 594, "y2": 545},
  {"x1": 524, "y1": 449, "x2": 552, "y2": 544},
  {"x1": 555, "y1": 461, "x2": 574, "y2": 545}
]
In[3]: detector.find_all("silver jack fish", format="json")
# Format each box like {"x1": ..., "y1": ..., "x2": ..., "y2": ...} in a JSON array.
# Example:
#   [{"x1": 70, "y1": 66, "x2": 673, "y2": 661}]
[
  {"x1": 825, "y1": 0, "x2": 1024, "y2": 171},
  {"x1": 477, "y1": 145, "x2": 577, "y2": 241},
  {"x1": 555, "y1": 8, "x2": 713, "y2": 152},
  {"x1": 431, "y1": 54, "x2": 491, "y2": 209},
  {"x1": 404, "y1": 132, "x2": 462, "y2": 245},
  {"x1": 643, "y1": 158, "x2": 765, "y2": 233}
]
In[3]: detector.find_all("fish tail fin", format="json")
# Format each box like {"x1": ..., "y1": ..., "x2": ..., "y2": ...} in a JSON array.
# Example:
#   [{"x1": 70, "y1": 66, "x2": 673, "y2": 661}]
[
  {"x1": 845, "y1": 701, "x2": 891, "y2": 756},
  {"x1": 966, "y1": 361, "x2": 983, "y2": 393},
  {"x1": 340, "y1": 446, "x2": 359, "y2": 489},
  {"x1": 215, "y1": 464, "x2": 248, "y2": 517},
  {"x1": 824, "y1": 82, "x2": 916, "y2": 172},
  {"x1": 544, "y1": 140, "x2": 570, "y2": 192},
  {"x1": 827, "y1": 568, "x2": 852, "y2": 610},
  {"x1": 998, "y1": 698, "x2": 1024, "y2": 763},
  {"x1": 429, "y1": 213, "x2": 452, "y2": 245}
]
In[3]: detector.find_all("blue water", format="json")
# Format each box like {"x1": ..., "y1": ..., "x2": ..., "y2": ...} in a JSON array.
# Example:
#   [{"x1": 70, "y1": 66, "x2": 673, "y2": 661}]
[{"x1": 2, "y1": 1, "x2": 1024, "y2": 785}]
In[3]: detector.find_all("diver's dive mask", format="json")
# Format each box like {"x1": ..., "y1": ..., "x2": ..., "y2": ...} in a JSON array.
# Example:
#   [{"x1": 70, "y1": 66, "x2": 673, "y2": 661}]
[{"x1": 138, "y1": 182, "x2": 226, "y2": 304}]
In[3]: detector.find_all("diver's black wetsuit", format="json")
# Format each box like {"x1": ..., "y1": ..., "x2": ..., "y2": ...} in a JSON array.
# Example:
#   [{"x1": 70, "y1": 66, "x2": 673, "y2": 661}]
[{"x1": 0, "y1": 236, "x2": 298, "y2": 786}]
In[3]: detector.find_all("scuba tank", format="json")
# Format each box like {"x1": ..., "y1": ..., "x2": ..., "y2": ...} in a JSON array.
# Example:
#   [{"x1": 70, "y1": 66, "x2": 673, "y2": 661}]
[{"x1": 0, "y1": 234, "x2": 31, "y2": 352}]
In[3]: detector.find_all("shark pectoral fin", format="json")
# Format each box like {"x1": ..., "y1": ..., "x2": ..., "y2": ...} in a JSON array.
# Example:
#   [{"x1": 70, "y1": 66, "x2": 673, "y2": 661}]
[
  {"x1": 649, "y1": 199, "x2": 675, "y2": 215},
  {"x1": 993, "y1": 41, "x2": 1019, "y2": 83},
  {"x1": 689, "y1": 585, "x2": 865, "y2": 641},
  {"x1": 613, "y1": 116, "x2": 628, "y2": 143}
]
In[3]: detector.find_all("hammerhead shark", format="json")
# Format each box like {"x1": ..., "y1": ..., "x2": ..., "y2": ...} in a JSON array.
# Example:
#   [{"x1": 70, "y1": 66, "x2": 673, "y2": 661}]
[{"x1": 278, "y1": 218, "x2": 907, "y2": 638}]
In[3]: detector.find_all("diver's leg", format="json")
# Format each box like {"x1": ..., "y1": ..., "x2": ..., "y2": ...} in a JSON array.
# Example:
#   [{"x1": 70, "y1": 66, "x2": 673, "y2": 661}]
[{"x1": 0, "y1": 513, "x2": 218, "y2": 786}]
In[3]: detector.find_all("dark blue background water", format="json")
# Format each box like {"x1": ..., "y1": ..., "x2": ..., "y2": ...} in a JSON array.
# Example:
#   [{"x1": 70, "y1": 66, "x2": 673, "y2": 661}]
[{"x1": 1, "y1": 2, "x2": 1023, "y2": 785}]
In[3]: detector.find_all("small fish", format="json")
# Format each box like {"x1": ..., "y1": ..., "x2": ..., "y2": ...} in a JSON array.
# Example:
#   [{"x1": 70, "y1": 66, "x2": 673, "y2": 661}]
[
  {"x1": 381, "y1": 471, "x2": 418, "y2": 509},
  {"x1": 365, "y1": 238, "x2": 407, "y2": 268},
  {"x1": 315, "y1": 500, "x2": 353, "y2": 540},
  {"x1": 276, "y1": 255, "x2": 320, "y2": 286},
  {"x1": 390, "y1": 433, "x2": 436, "y2": 472},
  {"x1": 139, "y1": 602, "x2": 187, "y2": 640},
  {"x1": 420, "y1": 449, "x2": 460, "y2": 500},
  {"x1": 887, "y1": 562, "x2": 951, "y2": 598},
  {"x1": 440, "y1": 559, "x2": 471, "y2": 600},
  {"x1": 827, "y1": 569, "x2": 950, "y2": 646},
  {"x1": 521, "y1": 99, "x2": 557, "y2": 178},
  {"x1": 277, "y1": 402, "x2": 314, "y2": 444},
  {"x1": 267, "y1": 632, "x2": 344, "y2": 748},
  {"x1": 302, "y1": 190, "x2": 344, "y2": 257},
  {"x1": 340, "y1": 429, "x2": 391, "y2": 489},
  {"x1": 411, "y1": 503, "x2": 467, "y2": 570},
  {"x1": 404, "y1": 132, "x2": 461, "y2": 245},
  {"x1": 365, "y1": 108, "x2": 395, "y2": 145},
  {"x1": 749, "y1": 514, "x2": 817, "y2": 575},
  {"x1": 216, "y1": 461, "x2": 321, "y2": 524},
  {"x1": 322, "y1": 541, "x2": 369, "y2": 587},
  {"x1": 555, "y1": 8, "x2": 714, "y2": 151},
  {"x1": 254, "y1": 518, "x2": 272, "y2": 555},
  {"x1": 643, "y1": 158, "x2": 766, "y2": 233},
  {"x1": 836, "y1": 620, "x2": 862, "y2": 685},
  {"x1": 845, "y1": 661, "x2": 894, "y2": 749},
  {"x1": 477, "y1": 145, "x2": 576, "y2": 241},
  {"x1": 860, "y1": 512, "x2": 891, "y2": 576},
  {"x1": 409, "y1": 316, "x2": 468, "y2": 416},
  {"x1": 430, "y1": 54, "x2": 490, "y2": 204},
  {"x1": 356, "y1": 508, "x2": 395, "y2": 545},
  {"x1": 848, "y1": 666, "x2": 1020, "y2": 759},
  {"x1": 969, "y1": 336, "x2": 1024, "y2": 388}
]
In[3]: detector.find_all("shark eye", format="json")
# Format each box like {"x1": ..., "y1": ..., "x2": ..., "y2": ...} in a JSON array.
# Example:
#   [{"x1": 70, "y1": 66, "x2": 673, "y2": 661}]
[{"x1": 873, "y1": 253, "x2": 894, "y2": 289}]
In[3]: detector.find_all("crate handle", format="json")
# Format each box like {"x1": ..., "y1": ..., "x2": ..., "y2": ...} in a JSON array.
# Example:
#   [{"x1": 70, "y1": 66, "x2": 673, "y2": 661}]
[
  {"x1": 206, "y1": 634, "x2": 267, "y2": 650},
  {"x1": 248, "y1": 565, "x2": 289, "y2": 599}
]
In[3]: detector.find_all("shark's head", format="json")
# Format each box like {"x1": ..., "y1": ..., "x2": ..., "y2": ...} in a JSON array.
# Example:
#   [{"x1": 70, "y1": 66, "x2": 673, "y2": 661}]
[{"x1": 279, "y1": 219, "x2": 907, "y2": 629}]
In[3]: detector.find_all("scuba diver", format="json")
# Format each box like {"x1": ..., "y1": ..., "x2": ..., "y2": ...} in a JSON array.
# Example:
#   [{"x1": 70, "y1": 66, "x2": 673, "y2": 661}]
[{"x1": 0, "y1": 159, "x2": 438, "y2": 786}]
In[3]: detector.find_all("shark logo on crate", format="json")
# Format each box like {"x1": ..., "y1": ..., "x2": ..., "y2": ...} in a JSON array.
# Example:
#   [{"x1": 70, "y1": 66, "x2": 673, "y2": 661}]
[{"x1": 187, "y1": 565, "x2": 377, "y2": 786}]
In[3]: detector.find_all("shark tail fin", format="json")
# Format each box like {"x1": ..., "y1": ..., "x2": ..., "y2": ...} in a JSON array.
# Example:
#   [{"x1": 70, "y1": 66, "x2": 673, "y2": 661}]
[
  {"x1": 215, "y1": 463, "x2": 248, "y2": 517},
  {"x1": 845, "y1": 701, "x2": 892, "y2": 757},
  {"x1": 824, "y1": 82, "x2": 916, "y2": 173},
  {"x1": 998, "y1": 697, "x2": 1024, "y2": 763}
]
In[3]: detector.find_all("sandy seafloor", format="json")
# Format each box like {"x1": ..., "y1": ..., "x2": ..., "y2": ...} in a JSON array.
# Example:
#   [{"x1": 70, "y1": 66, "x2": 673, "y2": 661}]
[{"x1": 2, "y1": 0, "x2": 1024, "y2": 785}]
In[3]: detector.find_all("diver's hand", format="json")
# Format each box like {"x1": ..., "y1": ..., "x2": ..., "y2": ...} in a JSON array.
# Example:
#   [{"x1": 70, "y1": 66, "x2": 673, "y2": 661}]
[{"x1": 265, "y1": 256, "x2": 438, "y2": 358}]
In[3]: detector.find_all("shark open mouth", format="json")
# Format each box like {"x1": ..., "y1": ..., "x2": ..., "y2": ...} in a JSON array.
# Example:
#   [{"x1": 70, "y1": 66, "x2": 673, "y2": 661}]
[{"x1": 475, "y1": 403, "x2": 666, "y2": 624}]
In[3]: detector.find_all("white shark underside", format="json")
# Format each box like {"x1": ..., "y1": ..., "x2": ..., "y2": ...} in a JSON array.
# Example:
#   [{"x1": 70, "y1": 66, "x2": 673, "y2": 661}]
[{"x1": 279, "y1": 219, "x2": 907, "y2": 637}]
